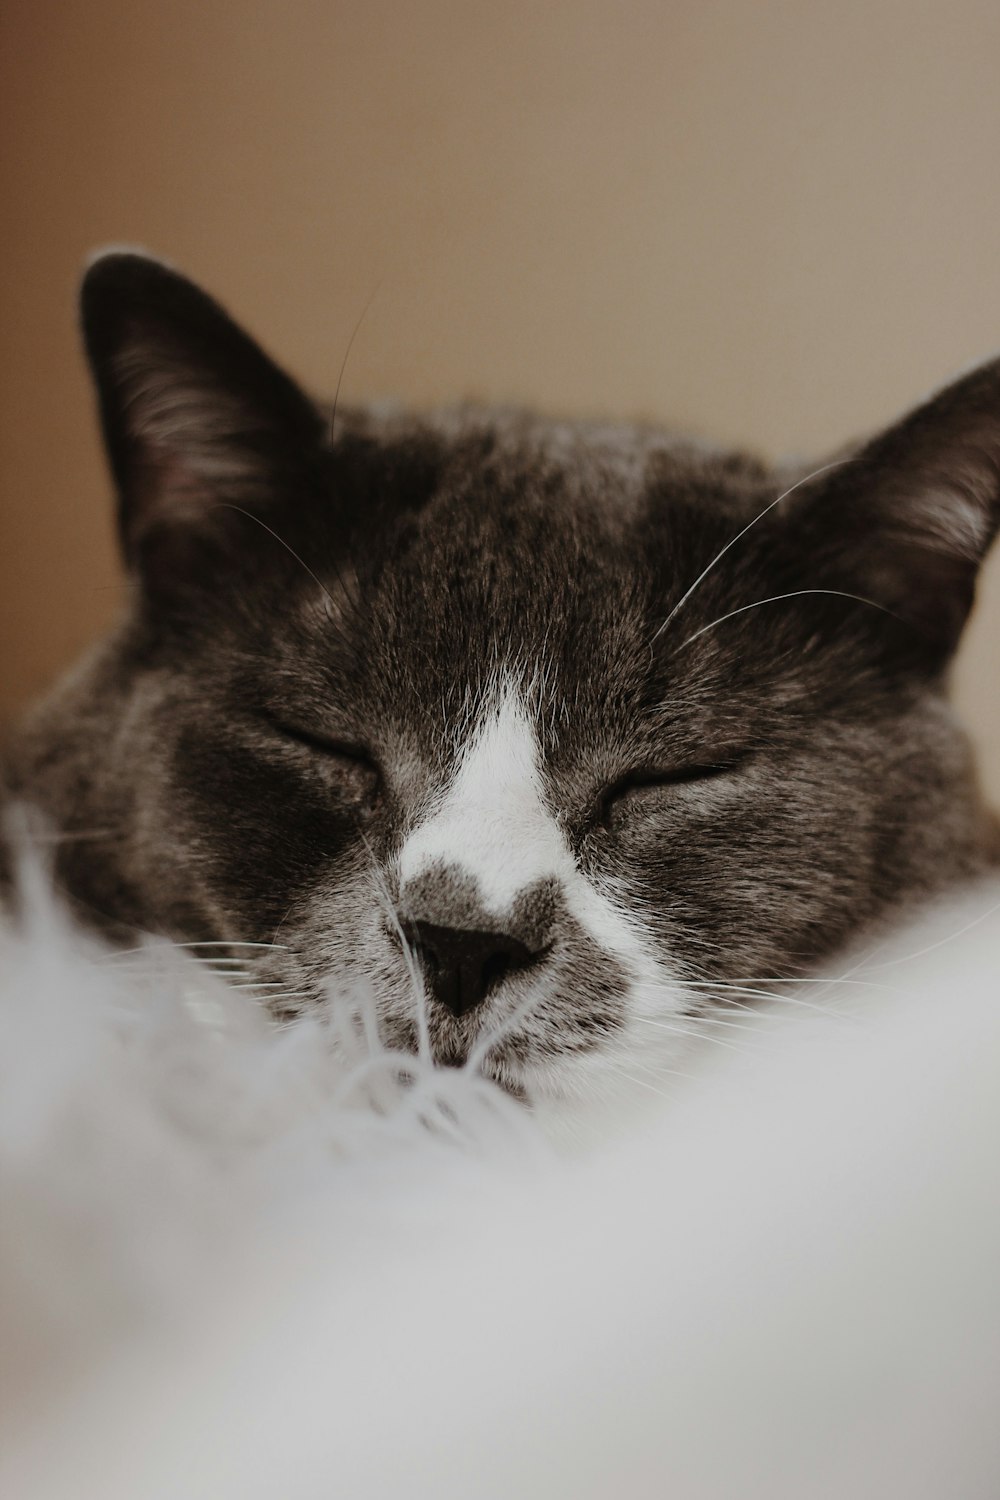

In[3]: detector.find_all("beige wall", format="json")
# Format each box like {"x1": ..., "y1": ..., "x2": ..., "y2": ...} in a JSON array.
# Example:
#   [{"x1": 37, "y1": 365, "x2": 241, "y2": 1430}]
[{"x1": 2, "y1": 0, "x2": 999, "y2": 794}]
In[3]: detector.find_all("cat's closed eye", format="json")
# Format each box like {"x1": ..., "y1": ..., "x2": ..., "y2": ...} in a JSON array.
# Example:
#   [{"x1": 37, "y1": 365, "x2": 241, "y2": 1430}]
[
  {"x1": 600, "y1": 758, "x2": 747, "y2": 832},
  {"x1": 269, "y1": 722, "x2": 382, "y2": 811}
]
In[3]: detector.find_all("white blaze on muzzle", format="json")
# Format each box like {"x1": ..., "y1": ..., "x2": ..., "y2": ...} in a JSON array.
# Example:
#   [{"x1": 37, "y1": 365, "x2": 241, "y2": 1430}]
[
  {"x1": 397, "y1": 687, "x2": 572, "y2": 921},
  {"x1": 394, "y1": 686, "x2": 671, "y2": 999}
]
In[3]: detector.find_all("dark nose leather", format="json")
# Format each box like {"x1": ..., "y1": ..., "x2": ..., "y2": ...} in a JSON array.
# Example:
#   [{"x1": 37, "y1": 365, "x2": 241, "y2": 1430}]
[{"x1": 401, "y1": 919, "x2": 541, "y2": 1017}]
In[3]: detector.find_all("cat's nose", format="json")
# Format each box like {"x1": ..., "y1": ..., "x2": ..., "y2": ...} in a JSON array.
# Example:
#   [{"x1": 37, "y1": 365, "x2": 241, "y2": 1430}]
[{"x1": 401, "y1": 918, "x2": 544, "y2": 1018}]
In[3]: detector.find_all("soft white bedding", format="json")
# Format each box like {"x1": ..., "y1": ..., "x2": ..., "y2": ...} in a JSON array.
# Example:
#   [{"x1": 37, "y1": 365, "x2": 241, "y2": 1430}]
[{"x1": 2, "y1": 846, "x2": 999, "y2": 1499}]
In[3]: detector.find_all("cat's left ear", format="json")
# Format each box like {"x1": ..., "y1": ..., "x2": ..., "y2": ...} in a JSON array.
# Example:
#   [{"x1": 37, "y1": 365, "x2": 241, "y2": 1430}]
[
  {"x1": 80, "y1": 251, "x2": 325, "y2": 570},
  {"x1": 801, "y1": 354, "x2": 1000, "y2": 656}
]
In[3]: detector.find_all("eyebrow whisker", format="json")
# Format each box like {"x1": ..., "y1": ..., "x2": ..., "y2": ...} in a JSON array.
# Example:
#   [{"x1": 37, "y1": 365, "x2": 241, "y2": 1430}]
[
  {"x1": 649, "y1": 457, "x2": 856, "y2": 648},
  {"x1": 672, "y1": 587, "x2": 904, "y2": 654}
]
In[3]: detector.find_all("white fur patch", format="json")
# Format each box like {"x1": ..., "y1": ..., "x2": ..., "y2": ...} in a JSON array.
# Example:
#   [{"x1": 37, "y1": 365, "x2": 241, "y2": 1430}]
[
  {"x1": 398, "y1": 688, "x2": 566, "y2": 914},
  {"x1": 397, "y1": 686, "x2": 690, "y2": 1067}
]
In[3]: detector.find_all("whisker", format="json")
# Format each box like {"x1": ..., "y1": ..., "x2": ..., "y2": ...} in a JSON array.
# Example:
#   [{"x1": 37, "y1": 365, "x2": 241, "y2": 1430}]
[
  {"x1": 679, "y1": 972, "x2": 874, "y2": 1018},
  {"x1": 327, "y1": 281, "x2": 382, "y2": 446},
  {"x1": 187, "y1": 940, "x2": 290, "y2": 950},
  {"x1": 235, "y1": 986, "x2": 312, "y2": 1003},
  {"x1": 600, "y1": 1061, "x2": 691, "y2": 1096},
  {"x1": 672, "y1": 588, "x2": 903, "y2": 655},
  {"x1": 686, "y1": 1012, "x2": 778, "y2": 1035},
  {"x1": 649, "y1": 457, "x2": 856, "y2": 646},
  {"x1": 228, "y1": 979, "x2": 300, "y2": 991},
  {"x1": 108, "y1": 940, "x2": 288, "y2": 956},
  {"x1": 687, "y1": 981, "x2": 808, "y2": 1005},
  {"x1": 709, "y1": 990, "x2": 860, "y2": 1023},
  {"x1": 217, "y1": 504, "x2": 340, "y2": 619},
  {"x1": 466, "y1": 983, "x2": 544, "y2": 1075},
  {"x1": 631, "y1": 1015, "x2": 746, "y2": 1052},
  {"x1": 359, "y1": 829, "x2": 431, "y2": 1063},
  {"x1": 6, "y1": 827, "x2": 118, "y2": 845},
  {"x1": 270, "y1": 903, "x2": 296, "y2": 947},
  {"x1": 681, "y1": 975, "x2": 893, "y2": 990},
  {"x1": 852, "y1": 895, "x2": 1000, "y2": 974}
]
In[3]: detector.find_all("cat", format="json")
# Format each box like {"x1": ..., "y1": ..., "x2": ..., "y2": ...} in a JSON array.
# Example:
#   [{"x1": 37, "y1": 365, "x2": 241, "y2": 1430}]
[{"x1": 5, "y1": 251, "x2": 999, "y2": 1106}]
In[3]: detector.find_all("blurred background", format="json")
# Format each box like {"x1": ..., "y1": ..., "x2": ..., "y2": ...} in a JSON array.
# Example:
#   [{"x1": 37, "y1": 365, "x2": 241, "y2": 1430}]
[{"x1": 2, "y1": 0, "x2": 999, "y2": 795}]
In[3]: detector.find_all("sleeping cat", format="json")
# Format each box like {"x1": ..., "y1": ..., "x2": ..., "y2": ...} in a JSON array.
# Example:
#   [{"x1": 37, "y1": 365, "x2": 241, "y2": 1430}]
[{"x1": 6, "y1": 252, "x2": 999, "y2": 1103}]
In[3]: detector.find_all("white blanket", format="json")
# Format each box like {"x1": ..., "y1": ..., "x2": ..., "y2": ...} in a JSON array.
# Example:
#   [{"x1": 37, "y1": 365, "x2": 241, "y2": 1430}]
[{"x1": 2, "y1": 845, "x2": 999, "y2": 1499}]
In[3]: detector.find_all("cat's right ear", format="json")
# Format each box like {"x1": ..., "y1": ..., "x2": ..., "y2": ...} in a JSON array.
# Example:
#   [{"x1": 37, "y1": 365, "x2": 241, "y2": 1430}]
[
  {"x1": 80, "y1": 251, "x2": 325, "y2": 579},
  {"x1": 795, "y1": 352, "x2": 1000, "y2": 662}
]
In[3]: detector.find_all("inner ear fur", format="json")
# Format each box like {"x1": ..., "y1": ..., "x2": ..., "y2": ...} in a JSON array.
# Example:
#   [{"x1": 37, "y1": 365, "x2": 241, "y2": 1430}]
[
  {"x1": 80, "y1": 252, "x2": 325, "y2": 571},
  {"x1": 798, "y1": 354, "x2": 1000, "y2": 655}
]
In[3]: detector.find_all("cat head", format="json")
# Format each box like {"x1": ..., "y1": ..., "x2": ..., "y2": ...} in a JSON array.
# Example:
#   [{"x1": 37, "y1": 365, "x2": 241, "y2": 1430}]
[{"x1": 63, "y1": 251, "x2": 1000, "y2": 1101}]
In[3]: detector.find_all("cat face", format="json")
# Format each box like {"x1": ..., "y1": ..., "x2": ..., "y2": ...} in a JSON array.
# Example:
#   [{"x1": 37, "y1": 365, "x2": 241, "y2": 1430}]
[{"x1": 16, "y1": 254, "x2": 1000, "y2": 1104}]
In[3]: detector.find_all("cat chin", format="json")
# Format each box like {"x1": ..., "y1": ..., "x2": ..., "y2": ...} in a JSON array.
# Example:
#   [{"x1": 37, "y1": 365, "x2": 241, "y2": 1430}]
[
  {"x1": 517, "y1": 1058, "x2": 678, "y2": 1149},
  {"x1": 364, "y1": 949, "x2": 699, "y2": 1114},
  {"x1": 505, "y1": 1036, "x2": 691, "y2": 1142}
]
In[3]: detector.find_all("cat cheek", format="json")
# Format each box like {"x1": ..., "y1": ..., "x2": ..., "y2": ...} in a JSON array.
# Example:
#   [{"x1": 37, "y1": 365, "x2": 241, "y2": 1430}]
[{"x1": 323, "y1": 758, "x2": 381, "y2": 815}]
